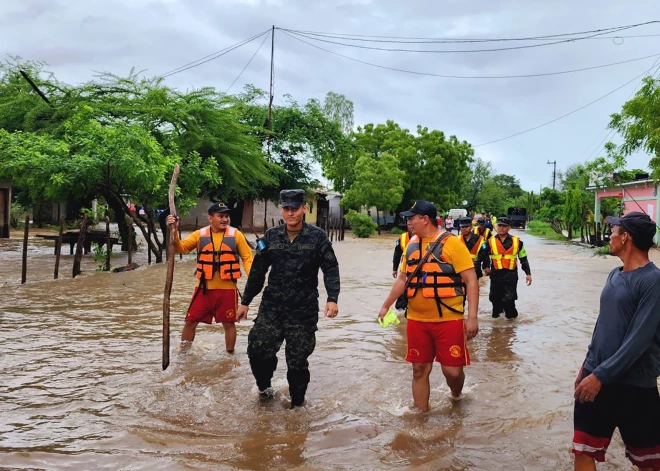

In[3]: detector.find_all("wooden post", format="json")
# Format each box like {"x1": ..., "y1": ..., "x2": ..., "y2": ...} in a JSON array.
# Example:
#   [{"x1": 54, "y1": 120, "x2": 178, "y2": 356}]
[
  {"x1": 147, "y1": 222, "x2": 152, "y2": 265},
  {"x1": 105, "y1": 216, "x2": 111, "y2": 272},
  {"x1": 341, "y1": 217, "x2": 345, "y2": 241},
  {"x1": 54, "y1": 217, "x2": 64, "y2": 279},
  {"x1": 21, "y1": 215, "x2": 29, "y2": 284},
  {"x1": 163, "y1": 164, "x2": 180, "y2": 371},
  {"x1": 72, "y1": 215, "x2": 89, "y2": 278},
  {"x1": 195, "y1": 216, "x2": 199, "y2": 230},
  {"x1": 127, "y1": 217, "x2": 133, "y2": 266}
]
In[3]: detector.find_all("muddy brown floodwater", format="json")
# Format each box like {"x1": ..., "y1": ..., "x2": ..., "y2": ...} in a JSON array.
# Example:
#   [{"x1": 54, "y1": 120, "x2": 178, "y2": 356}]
[{"x1": 1, "y1": 229, "x2": 658, "y2": 470}]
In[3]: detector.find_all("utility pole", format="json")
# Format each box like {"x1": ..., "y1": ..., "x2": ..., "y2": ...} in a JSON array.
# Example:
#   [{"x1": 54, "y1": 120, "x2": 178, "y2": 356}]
[
  {"x1": 547, "y1": 160, "x2": 557, "y2": 190},
  {"x1": 264, "y1": 25, "x2": 275, "y2": 232},
  {"x1": 267, "y1": 25, "x2": 275, "y2": 156}
]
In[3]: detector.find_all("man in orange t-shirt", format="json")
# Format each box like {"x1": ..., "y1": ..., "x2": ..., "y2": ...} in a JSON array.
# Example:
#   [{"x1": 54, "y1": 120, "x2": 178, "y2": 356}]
[
  {"x1": 379, "y1": 200, "x2": 479, "y2": 411},
  {"x1": 167, "y1": 203, "x2": 253, "y2": 354}
]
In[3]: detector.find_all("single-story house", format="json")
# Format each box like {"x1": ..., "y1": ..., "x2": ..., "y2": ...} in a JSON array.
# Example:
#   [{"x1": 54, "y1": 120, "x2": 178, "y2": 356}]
[{"x1": 586, "y1": 176, "x2": 659, "y2": 243}]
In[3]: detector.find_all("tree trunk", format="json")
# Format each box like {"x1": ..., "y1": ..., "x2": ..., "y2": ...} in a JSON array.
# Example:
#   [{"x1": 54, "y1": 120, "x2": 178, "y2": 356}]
[{"x1": 106, "y1": 194, "x2": 131, "y2": 251}]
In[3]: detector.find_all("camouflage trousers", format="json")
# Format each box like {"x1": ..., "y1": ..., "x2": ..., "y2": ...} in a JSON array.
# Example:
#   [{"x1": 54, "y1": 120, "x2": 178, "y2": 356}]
[
  {"x1": 247, "y1": 308, "x2": 318, "y2": 401},
  {"x1": 489, "y1": 271, "x2": 519, "y2": 319}
]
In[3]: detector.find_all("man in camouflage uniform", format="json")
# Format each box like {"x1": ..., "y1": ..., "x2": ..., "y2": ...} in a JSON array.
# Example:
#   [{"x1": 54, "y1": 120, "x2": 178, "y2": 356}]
[
  {"x1": 237, "y1": 189, "x2": 340, "y2": 408},
  {"x1": 487, "y1": 217, "x2": 532, "y2": 319}
]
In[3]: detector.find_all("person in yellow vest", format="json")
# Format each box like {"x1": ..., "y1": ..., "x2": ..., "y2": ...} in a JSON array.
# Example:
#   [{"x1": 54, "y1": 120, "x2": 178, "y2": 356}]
[
  {"x1": 487, "y1": 217, "x2": 532, "y2": 319},
  {"x1": 459, "y1": 217, "x2": 490, "y2": 279},
  {"x1": 378, "y1": 201, "x2": 479, "y2": 410},
  {"x1": 167, "y1": 202, "x2": 253, "y2": 353},
  {"x1": 392, "y1": 218, "x2": 414, "y2": 310},
  {"x1": 474, "y1": 217, "x2": 493, "y2": 240}
]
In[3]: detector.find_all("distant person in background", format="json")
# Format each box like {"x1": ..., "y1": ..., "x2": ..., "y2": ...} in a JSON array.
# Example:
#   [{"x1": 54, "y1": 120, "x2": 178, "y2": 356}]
[
  {"x1": 445, "y1": 215, "x2": 454, "y2": 234},
  {"x1": 392, "y1": 218, "x2": 414, "y2": 311}
]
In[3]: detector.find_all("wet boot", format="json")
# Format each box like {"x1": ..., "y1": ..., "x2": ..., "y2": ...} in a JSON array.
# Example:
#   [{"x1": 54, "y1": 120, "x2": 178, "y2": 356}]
[
  {"x1": 504, "y1": 301, "x2": 518, "y2": 319},
  {"x1": 287, "y1": 368, "x2": 310, "y2": 409},
  {"x1": 250, "y1": 356, "x2": 278, "y2": 399},
  {"x1": 491, "y1": 300, "x2": 503, "y2": 318}
]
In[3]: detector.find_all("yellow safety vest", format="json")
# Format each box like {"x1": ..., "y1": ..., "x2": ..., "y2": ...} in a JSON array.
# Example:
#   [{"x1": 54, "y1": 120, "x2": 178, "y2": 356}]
[
  {"x1": 400, "y1": 232, "x2": 410, "y2": 252},
  {"x1": 489, "y1": 235, "x2": 520, "y2": 270}
]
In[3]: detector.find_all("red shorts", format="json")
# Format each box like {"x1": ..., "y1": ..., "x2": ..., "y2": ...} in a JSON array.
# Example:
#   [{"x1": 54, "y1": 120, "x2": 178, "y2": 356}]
[
  {"x1": 405, "y1": 319, "x2": 470, "y2": 366},
  {"x1": 186, "y1": 288, "x2": 238, "y2": 324}
]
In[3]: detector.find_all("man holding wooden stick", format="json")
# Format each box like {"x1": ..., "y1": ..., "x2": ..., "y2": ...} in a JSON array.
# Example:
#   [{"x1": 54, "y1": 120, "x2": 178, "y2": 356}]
[{"x1": 167, "y1": 202, "x2": 253, "y2": 354}]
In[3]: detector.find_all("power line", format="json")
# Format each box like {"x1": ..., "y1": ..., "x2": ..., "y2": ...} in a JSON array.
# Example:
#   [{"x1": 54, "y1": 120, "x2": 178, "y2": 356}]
[
  {"x1": 282, "y1": 24, "x2": 639, "y2": 54},
  {"x1": 281, "y1": 31, "x2": 660, "y2": 80},
  {"x1": 580, "y1": 56, "x2": 660, "y2": 162},
  {"x1": 160, "y1": 29, "x2": 270, "y2": 78},
  {"x1": 281, "y1": 21, "x2": 659, "y2": 43},
  {"x1": 474, "y1": 59, "x2": 660, "y2": 147},
  {"x1": 225, "y1": 30, "x2": 271, "y2": 94}
]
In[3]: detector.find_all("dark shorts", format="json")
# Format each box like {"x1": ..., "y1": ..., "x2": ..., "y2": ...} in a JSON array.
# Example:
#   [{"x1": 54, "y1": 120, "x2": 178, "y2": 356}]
[
  {"x1": 572, "y1": 370, "x2": 660, "y2": 468},
  {"x1": 405, "y1": 319, "x2": 470, "y2": 366},
  {"x1": 186, "y1": 288, "x2": 238, "y2": 324}
]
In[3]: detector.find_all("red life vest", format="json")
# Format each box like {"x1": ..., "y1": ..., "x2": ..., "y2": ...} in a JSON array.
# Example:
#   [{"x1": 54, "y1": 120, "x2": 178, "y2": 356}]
[{"x1": 195, "y1": 226, "x2": 241, "y2": 282}]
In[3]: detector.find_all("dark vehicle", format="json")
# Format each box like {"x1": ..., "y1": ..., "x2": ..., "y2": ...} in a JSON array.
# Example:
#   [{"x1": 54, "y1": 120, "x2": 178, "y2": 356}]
[{"x1": 507, "y1": 207, "x2": 527, "y2": 229}]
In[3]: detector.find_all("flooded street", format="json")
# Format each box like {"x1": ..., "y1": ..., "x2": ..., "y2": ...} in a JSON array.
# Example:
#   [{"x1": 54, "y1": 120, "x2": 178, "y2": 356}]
[{"x1": 0, "y1": 230, "x2": 656, "y2": 470}]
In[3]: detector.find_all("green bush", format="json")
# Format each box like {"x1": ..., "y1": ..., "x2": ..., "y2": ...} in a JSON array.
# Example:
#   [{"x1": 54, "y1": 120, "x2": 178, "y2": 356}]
[
  {"x1": 526, "y1": 220, "x2": 545, "y2": 229},
  {"x1": 594, "y1": 244, "x2": 610, "y2": 256},
  {"x1": 345, "y1": 210, "x2": 377, "y2": 238},
  {"x1": 10, "y1": 202, "x2": 27, "y2": 228},
  {"x1": 390, "y1": 227, "x2": 405, "y2": 235}
]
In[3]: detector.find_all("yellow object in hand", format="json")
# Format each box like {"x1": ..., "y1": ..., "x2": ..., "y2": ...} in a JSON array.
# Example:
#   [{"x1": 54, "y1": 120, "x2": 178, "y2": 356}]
[{"x1": 378, "y1": 309, "x2": 400, "y2": 328}]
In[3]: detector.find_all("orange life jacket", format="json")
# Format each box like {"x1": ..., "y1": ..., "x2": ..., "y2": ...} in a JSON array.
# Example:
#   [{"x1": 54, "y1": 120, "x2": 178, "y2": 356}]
[
  {"x1": 405, "y1": 231, "x2": 465, "y2": 302},
  {"x1": 461, "y1": 233, "x2": 485, "y2": 261},
  {"x1": 195, "y1": 226, "x2": 241, "y2": 282},
  {"x1": 489, "y1": 235, "x2": 520, "y2": 270}
]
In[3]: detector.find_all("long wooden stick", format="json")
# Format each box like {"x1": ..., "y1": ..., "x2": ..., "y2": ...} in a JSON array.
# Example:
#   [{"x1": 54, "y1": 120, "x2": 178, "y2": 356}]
[
  {"x1": 72, "y1": 215, "x2": 89, "y2": 278},
  {"x1": 162, "y1": 164, "x2": 180, "y2": 371},
  {"x1": 21, "y1": 215, "x2": 29, "y2": 284}
]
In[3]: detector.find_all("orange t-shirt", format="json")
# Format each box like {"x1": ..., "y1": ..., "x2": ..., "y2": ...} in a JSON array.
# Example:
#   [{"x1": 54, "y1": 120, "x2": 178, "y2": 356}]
[{"x1": 400, "y1": 231, "x2": 474, "y2": 322}]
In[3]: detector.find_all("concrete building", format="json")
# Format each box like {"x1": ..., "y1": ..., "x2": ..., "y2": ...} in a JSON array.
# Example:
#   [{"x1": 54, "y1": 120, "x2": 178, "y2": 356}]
[{"x1": 586, "y1": 177, "x2": 659, "y2": 243}]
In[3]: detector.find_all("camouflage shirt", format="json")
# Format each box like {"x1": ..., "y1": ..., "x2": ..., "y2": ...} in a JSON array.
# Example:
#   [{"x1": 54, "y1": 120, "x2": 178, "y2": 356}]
[{"x1": 241, "y1": 223, "x2": 340, "y2": 308}]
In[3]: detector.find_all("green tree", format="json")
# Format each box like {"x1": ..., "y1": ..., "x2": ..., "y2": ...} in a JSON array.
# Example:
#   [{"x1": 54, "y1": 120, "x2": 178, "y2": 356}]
[
  {"x1": 323, "y1": 91, "x2": 354, "y2": 135},
  {"x1": 609, "y1": 76, "x2": 660, "y2": 179},
  {"x1": 341, "y1": 153, "x2": 405, "y2": 227},
  {"x1": 460, "y1": 157, "x2": 493, "y2": 212},
  {"x1": 479, "y1": 180, "x2": 509, "y2": 216}
]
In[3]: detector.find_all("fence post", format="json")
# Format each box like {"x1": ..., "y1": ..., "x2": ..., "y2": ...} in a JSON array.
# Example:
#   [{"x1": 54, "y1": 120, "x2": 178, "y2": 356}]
[
  {"x1": 72, "y1": 215, "x2": 89, "y2": 278},
  {"x1": 21, "y1": 215, "x2": 29, "y2": 284},
  {"x1": 54, "y1": 217, "x2": 64, "y2": 279}
]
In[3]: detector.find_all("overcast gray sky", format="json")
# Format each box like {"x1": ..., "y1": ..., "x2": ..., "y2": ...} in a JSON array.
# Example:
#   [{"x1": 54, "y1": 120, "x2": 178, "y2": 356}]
[{"x1": 2, "y1": 0, "x2": 659, "y2": 192}]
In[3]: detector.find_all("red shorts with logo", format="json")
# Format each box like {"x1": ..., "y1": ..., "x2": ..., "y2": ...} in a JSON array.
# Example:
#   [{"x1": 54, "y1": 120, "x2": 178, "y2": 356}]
[
  {"x1": 186, "y1": 288, "x2": 238, "y2": 324},
  {"x1": 405, "y1": 319, "x2": 470, "y2": 366}
]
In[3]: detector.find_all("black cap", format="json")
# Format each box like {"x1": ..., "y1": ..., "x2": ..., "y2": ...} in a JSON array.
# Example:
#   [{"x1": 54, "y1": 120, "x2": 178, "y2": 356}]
[
  {"x1": 280, "y1": 189, "x2": 305, "y2": 208},
  {"x1": 458, "y1": 217, "x2": 473, "y2": 227},
  {"x1": 496, "y1": 217, "x2": 511, "y2": 226},
  {"x1": 606, "y1": 212, "x2": 656, "y2": 237},
  {"x1": 208, "y1": 202, "x2": 231, "y2": 215},
  {"x1": 477, "y1": 217, "x2": 485, "y2": 224},
  {"x1": 400, "y1": 200, "x2": 437, "y2": 220}
]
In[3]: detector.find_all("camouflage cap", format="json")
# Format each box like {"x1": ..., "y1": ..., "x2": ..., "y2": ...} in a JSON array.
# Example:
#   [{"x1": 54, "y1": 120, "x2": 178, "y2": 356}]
[{"x1": 280, "y1": 189, "x2": 305, "y2": 208}]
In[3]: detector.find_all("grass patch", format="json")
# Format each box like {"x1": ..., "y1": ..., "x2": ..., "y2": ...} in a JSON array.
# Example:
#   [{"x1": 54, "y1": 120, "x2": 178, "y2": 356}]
[
  {"x1": 593, "y1": 244, "x2": 610, "y2": 256},
  {"x1": 390, "y1": 227, "x2": 405, "y2": 235},
  {"x1": 525, "y1": 221, "x2": 568, "y2": 241}
]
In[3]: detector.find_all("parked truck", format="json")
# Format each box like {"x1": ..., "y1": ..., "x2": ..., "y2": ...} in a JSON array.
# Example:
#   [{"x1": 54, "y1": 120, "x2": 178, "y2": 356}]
[{"x1": 507, "y1": 207, "x2": 527, "y2": 229}]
